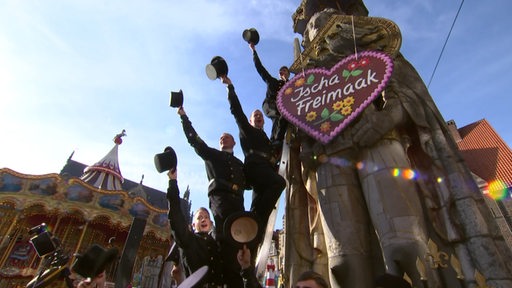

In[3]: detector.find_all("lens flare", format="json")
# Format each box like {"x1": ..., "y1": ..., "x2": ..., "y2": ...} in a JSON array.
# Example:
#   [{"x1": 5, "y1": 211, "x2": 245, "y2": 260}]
[
  {"x1": 487, "y1": 180, "x2": 508, "y2": 200},
  {"x1": 329, "y1": 156, "x2": 351, "y2": 168},
  {"x1": 402, "y1": 169, "x2": 416, "y2": 180},
  {"x1": 391, "y1": 168, "x2": 417, "y2": 180}
]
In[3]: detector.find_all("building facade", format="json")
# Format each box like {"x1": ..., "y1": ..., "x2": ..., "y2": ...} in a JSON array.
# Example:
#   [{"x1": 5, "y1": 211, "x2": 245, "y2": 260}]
[
  {"x1": 0, "y1": 132, "x2": 190, "y2": 287},
  {"x1": 448, "y1": 119, "x2": 512, "y2": 250}
]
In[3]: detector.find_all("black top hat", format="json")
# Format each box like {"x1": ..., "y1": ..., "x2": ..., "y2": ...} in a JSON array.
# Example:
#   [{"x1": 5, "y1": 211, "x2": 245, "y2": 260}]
[
  {"x1": 170, "y1": 90, "x2": 184, "y2": 108},
  {"x1": 375, "y1": 273, "x2": 412, "y2": 288},
  {"x1": 205, "y1": 56, "x2": 228, "y2": 80},
  {"x1": 71, "y1": 244, "x2": 118, "y2": 278},
  {"x1": 154, "y1": 146, "x2": 178, "y2": 173},
  {"x1": 243, "y1": 28, "x2": 259, "y2": 45},
  {"x1": 223, "y1": 211, "x2": 260, "y2": 248}
]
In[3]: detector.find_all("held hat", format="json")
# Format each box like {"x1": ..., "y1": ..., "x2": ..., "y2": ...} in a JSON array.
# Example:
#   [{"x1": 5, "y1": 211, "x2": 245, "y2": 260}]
[
  {"x1": 242, "y1": 28, "x2": 260, "y2": 45},
  {"x1": 169, "y1": 90, "x2": 184, "y2": 108},
  {"x1": 223, "y1": 211, "x2": 260, "y2": 248},
  {"x1": 71, "y1": 244, "x2": 118, "y2": 278},
  {"x1": 205, "y1": 56, "x2": 228, "y2": 80},
  {"x1": 154, "y1": 146, "x2": 178, "y2": 173}
]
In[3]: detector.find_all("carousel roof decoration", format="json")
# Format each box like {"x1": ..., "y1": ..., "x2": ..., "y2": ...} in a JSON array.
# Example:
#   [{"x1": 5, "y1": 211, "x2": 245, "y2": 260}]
[
  {"x1": 128, "y1": 174, "x2": 148, "y2": 200},
  {"x1": 183, "y1": 185, "x2": 190, "y2": 201},
  {"x1": 80, "y1": 130, "x2": 126, "y2": 191}
]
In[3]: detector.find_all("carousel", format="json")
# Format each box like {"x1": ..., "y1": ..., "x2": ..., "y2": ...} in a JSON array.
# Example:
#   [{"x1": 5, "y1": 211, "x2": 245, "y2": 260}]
[{"x1": 0, "y1": 130, "x2": 190, "y2": 287}]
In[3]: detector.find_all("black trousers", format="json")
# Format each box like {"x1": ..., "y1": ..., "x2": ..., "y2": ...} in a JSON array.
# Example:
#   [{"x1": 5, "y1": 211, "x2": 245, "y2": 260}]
[
  {"x1": 208, "y1": 192, "x2": 244, "y2": 237},
  {"x1": 246, "y1": 160, "x2": 286, "y2": 239}
]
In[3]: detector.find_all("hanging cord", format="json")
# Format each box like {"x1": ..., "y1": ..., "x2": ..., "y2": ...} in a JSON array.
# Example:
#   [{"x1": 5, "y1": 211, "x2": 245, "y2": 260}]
[
  {"x1": 300, "y1": 49, "x2": 306, "y2": 77},
  {"x1": 293, "y1": 36, "x2": 306, "y2": 77},
  {"x1": 351, "y1": 15, "x2": 358, "y2": 59},
  {"x1": 427, "y1": 0, "x2": 465, "y2": 88}
]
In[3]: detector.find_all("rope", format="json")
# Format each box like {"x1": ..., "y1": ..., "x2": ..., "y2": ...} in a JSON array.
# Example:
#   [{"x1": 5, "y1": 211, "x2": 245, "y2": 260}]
[
  {"x1": 427, "y1": 0, "x2": 465, "y2": 88},
  {"x1": 351, "y1": 15, "x2": 358, "y2": 59}
]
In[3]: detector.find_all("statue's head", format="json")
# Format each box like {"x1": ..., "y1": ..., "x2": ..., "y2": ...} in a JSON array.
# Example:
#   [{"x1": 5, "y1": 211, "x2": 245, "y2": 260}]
[{"x1": 292, "y1": 0, "x2": 369, "y2": 36}]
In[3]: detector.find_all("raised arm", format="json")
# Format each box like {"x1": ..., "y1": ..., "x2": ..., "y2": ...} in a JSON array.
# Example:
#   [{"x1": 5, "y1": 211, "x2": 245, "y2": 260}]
[
  {"x1": 166, "y1": 169, "x2": 194, "y2": 248},
  {"x1": 178, "y1": 106, "x2": 214, "y2": 159},
  {"x1": 250, "y1": 44, "x2": 273, "y2": 84},
  {"x1": 221, "y1": 76, "x2": 252, "y2": 132}
]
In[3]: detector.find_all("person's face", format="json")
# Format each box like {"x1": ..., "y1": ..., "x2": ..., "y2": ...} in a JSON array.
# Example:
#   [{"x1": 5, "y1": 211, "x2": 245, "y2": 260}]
[
  {"x1": 279, "y1": 67, "x2": 290, "y2": 81},
  {"x1": 193, "y1": 210, "x2": 212, "y2": 233},
  {"x1": 219, "y1": 133, "x2": 235, "y2": 150},
  {"x1": 295, "y1": 279, "x2": 321, "y2": 288},
  {"x1": 250, "y1": 110, "x2": 264, "y2": 129}
]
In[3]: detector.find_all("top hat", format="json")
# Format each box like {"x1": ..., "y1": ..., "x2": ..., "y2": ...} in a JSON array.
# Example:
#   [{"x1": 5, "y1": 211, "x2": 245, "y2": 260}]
[
  {"x1": 223, "y1": 211, "x2": 260, "y2": 248},
  {"x1": 243, "y1": 28, "x2": 260, "y2": 45},
  {"x1": 205, "y1": 56, "x2": 228, "y2": 80},
  {"x1": 169, "y1": 90, "x2": 184, "y2": 108},
  {"x1": 375, "y1": 273, "x2": 412, "y2": 288},
  {"x1": 154, "y1": 146, "x2": 178, "y2": 173},
  {"x1": 71, "y1": 244, "x2": 118, "y2": 278},
  {"x1": 178, "y1": 266, "x2": 208, "y2": 288}
]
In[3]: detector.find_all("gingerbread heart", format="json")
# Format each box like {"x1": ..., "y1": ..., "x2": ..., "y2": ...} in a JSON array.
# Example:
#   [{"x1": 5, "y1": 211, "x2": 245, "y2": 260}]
[{"x1": 277, "y1": 50, "x2": 393, "y2": 144}]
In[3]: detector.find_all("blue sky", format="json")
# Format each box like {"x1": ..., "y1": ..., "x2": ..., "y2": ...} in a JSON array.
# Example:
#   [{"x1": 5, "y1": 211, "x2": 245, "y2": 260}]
[{"x1": 1, "y1": 0, "x2": 511, "y2": 229}]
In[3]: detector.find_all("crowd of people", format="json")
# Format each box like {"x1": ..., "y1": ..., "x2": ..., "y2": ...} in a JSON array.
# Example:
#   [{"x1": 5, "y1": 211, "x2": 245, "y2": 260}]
[
  {"x1": 162, "y1": 38, "x2": 288, "y2": 288},
  {"x1": 73, "y1": 34, "x2": 320, "y2": 288}
]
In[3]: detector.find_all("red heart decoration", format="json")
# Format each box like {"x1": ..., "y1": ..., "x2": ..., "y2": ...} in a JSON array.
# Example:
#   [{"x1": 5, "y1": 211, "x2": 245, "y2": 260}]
[{"x1": 277, "y1": 50, "x2": 393, "y2": 144}]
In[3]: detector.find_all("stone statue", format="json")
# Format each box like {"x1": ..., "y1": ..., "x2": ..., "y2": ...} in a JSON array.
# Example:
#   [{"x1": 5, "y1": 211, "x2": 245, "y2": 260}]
[{"x1": 282, "y1": 1, "x2": 512, "y2": 287}]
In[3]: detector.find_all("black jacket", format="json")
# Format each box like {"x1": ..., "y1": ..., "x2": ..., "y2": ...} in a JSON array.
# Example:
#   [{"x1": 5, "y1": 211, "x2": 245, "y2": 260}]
[
  {"x1": 167, "y1": 179, "x2": 224, "y2": 287},
  {"x1": 241, "y1": 266, "x2": 263, "y2": 288},
  {"x1": 227, "y1": 84, "x2": 273, "y2": 164},
  {"x1": 180, "y1": 114, "x2": 246, "y2": 196},
  {"x1": 253, "y1": 51, "x2": 286, "y2": 118}
]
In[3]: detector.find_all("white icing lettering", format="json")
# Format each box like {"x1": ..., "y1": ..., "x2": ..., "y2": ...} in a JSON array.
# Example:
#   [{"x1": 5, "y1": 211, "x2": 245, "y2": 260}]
[
  {"x1": 343, "y1": 83, "x2": 355, "y2": 94},
  {"x1": 367, "y1": 69, "x2": 378, "y2": 84},
  {"x1": 296, "y1": 97, "x2": 312, "y2": 115},
  {"x1": 288, "y1": 69, "x2": 381, "y2": 116}
]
